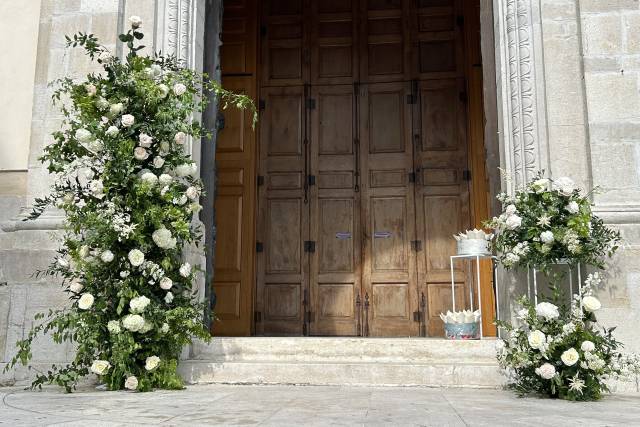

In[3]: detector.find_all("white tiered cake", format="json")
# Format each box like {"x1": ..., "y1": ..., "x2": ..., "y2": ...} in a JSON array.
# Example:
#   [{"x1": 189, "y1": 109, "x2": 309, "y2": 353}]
[{"x1": 453, "y1": 229, "x2": 493, "y2": 255}]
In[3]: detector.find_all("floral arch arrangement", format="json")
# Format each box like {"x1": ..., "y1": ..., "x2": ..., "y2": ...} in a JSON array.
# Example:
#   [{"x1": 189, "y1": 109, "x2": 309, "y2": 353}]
[{"x1": 4, "y1": 17, "x2": 254, "y2": 392}]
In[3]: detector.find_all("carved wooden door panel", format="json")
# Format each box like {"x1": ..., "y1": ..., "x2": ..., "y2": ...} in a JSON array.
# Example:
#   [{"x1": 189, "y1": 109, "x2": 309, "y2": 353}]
[
  {"x1": 255, "y1": 86, "x2": 309, "y2": 335},
  {"x1": 359, "y1": 81, "x2": 419, "y2": 337},
  {"x1": 411, "y1": 0, "x2": 472, "y2": 337}
]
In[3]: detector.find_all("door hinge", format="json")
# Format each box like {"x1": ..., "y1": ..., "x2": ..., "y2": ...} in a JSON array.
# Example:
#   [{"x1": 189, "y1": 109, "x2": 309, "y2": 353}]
[
  {"x1": 257, "y1": 175, "x2": 265, "y2": 186},
  {"x1": 411, "y1": 240, "x2": 423, "y2": 252},
  {"x1": 304, "y1": 310, "x2": 313, "y2": 323},
  {"x1": 462, "y1": 169, "x2": 471, "y2": 181},
  {"x1": 259, "y1": 99, "x2": 266, "y2": 111},
  {"x1": 307, "y1": 175, "x2": 316, "y2": 186},
  {"x1": 413, "y1": 310, "x2": 423, "y2": 322},
  {"x1": 256, "y1": 241, "x2": 264, "y2": 253},
  {"x1": 406, "y1": 94, "x2": 417, "y2": 104},
  {"x1": 304, "y1": 241, "x2": 316, "y2": 253},
  {"x1": 306, "y1": 98, "x2": 316, "y2": 110},
  {"x1": 254, "y1": 311, "x2": 262, "y2": 322},
  {"x1": 408, "y1": 171, "x2": 416, "y2": 183}
]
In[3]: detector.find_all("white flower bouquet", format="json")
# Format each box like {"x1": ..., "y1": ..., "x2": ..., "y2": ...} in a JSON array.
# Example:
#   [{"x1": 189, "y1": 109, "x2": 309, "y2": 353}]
[{"x1": 496, "y1": 273, "x2": 640, "y2": 401}]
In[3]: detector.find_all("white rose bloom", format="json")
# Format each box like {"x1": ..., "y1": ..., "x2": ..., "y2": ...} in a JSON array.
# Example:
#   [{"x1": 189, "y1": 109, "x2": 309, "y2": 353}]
[
  {"x1": 120, "y1": 270, "x2": 130, "y2": 278},
  {"x1": 128, "y1": 249, "x2": 145, "y2": 266},
  {"x1": 145, "y1": 64, "x2": 162, "y2": 79},
  {"x1": 159, "y1": 277, "x2": 173, "y2": 290},
  {"x1": 160, "y1": 323, "x2": 170, "y2": 334},
  {"x1": 134, "y1": 147, "x2": 149, "y2": 160},
  {"x1": 173, "y1": 83, "x2": 187, "y2": 96},
  {"x1": 86, "y1": 139, "x2": 105, "y2": 153},
  {"x1": 174, "y1": 131, "x2": 187, "y2": 145},
  {"x1": 158, "y1": 84, "x2": 169, "y2": 98},
  {"x1": 75, "y1": 128, "x2": 93, "y2": 143},
  {"x1": 535, "y1": 302, "x2": 559, "y2": 320},
  {"x1": 152, "y1": 227, "x2": 177, "y2": 249},
  {"x1": 175, "y1": 164, "x2": 192, "y2": 177},
  {"x1": 535, "y1": 363, "x2": 556, "y2": 380},
  {"x1": 105, "y1": 125, "x2": 119, "y2": 137},
  {"x1": 582, "y1": 296, "x2": 601, "y2": 312},
  {"x1": 138, "y1": 133, "x2": 154, "y2": 147},
  {"x1": 145, "y1": 356, "x2": 161, "y2": 371},
  {"x1": 581, "y1": 341, "x2": 595, "y2": 353},
  {"x1": 129, "y1": 295, "x2": 151, "y2": 314},
  {"x1": 540, "y1": 231, "x2": 554, "y2": 244},
  {"x1": 527, "y1": 330, "x2": 546, "y2": 350},
  {"x1": 153, "y1": 156, "x2": 165, "y2": 169},
  {"x1": 532, "y1": 178, "x2": 549, "y2": 193},
  {"x1": 179, "y1": 263, "x2": 192, "y2": 277},
  {"x1": 121, "y1": 114, "x2": 135, "y2": 127},
  {"x1": 186, "y1": 186, "x2": 200, "y2": 200},
  {"x1": 159, "y1": 174, "x2": 173, "y2": 186},
  {"x1": 124, "y1": 375, "x2": 139, "y2": 390},
  {"x1": 566, "y1": 201, "x2": 580, "y2": 214},
  {"x1": 129, "y1": 15, "x2": 143, "y2": 29},
  {"x1": 107, "y1": 320, "x2": 121, "y2": 334},
  {"x1": 188, "y1": 162, "x2": 198, "y2": 176},
  {"x1": 69, "y1": 282, "x2": 84, "y2": 293},
  {"x1": 553, "y1": 176, "x2": 575, "y2": 196},
  {"x1": 78, "y1": 293, "x2": 95, "y2": 310},
  {"x1": 122, "y1": 314, "x2": 145, "y2": 332},
  {"x1": 164, "y1": 291, "x2": 174, "y2": 304},
  {"x1": 505, "y1": 204, "x2": 517, "y2": 216},
  {"x1": 505, "y1": 214, "x2": 522, "y2": 230},
  {"x1": 109, "y1": 103, "x2": 124, "y2": 116},
  {"x1": 140, "y1": 172, "x2": 158, "y2": 185},
  {"x1": 100, "y1": 250, "x2": 114, "y2": 263},
  {"x1": 561, "y1": 348, "x2": 580, "y2": 366},
  {"x1": 90, "y1": 360, "x2": 111, "y2": 376}
]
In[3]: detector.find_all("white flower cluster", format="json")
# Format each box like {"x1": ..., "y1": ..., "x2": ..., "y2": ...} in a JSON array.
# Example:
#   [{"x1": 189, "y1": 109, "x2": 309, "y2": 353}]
[{"x1": 503, "y1": 242, "x2": 529, "y2": 267}]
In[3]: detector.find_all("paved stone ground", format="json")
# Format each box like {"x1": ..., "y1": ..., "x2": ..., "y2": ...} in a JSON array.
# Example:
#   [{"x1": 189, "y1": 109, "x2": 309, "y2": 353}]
[{"x1": 1, "y1": 384, "x2": 640, "y2": 426}]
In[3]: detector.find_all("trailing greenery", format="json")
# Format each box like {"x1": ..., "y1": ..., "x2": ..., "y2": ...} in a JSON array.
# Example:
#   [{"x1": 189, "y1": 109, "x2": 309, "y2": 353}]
[{"x1": 4, "y1": 17, "x2": 254, "y2": 392}]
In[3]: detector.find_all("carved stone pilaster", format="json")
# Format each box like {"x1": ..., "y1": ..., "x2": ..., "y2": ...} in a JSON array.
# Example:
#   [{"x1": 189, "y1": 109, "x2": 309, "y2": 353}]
[
  {"x1": 494, "y1": 0, "x2": 549, "y2": 193},
  {"x1": 156, "y1": 0, "x2": 205, "y2": 70}
]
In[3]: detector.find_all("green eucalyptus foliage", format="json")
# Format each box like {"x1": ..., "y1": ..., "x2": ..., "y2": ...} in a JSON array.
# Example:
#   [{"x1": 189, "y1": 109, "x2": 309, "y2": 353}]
[{"x1": 4, "y1": 22, "x2": 254, "y2": 392}]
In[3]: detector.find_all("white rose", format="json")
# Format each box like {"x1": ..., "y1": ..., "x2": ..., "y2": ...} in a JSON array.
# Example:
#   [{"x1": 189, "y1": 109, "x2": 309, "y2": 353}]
[
  {"x1": 527, "y1": 330, "x2": 546, "y2": 350},
  {"x1": 540, "y1": 231, "x2": 554, "y2": 244},
  {"x1": 505, "y1": 214, "x2": 522, "y2": 230},
  {"x1": 107, "y1": 320, "x2": 121, "y2": 334},
  {"x1": 122, "y1": 314, "x2": 145, "y2": 332},
  {"x1": 145, "y1": 64, "x2": 162, "y2": 79},
  {"x1": 175, "y1": 164, "x2": 192, "y2": 177},
  {"x1": 138, "y1": 133, "x2": 154, "y2": 147},
  {"x1": 173, "y1": 195, "x2": 188, "y2": 205},
  {"x1": 121, "y1": 114, "x2": 135, "y2": 127},
  {"x1": 105, "y1": 125, "x2": 119, "y2": 136},
  {"x1": 179, "y1": 263, "x2": 191, "y2": 277},
  {"x1": 124, "y1": 375, "x2": 139, "y2": 390},
  {"x1": 128, "y1": 249, "x2": 145, "y2": 267},
  {"x1": 129, "y1": 15, "x2": 143, "y2": 29},
  {"x1": 535, "y1": 363, "x2": 556, "y2": 380},
  {"x1": 98, "y1": 50, "x2": 112, "y2": 63},
  {"x1": 173, "y1": 83, "x2": 187, "y2": 96},
  {"x1": 561, "y1": 348, "x2": 580, "y2": 366},
  {"x1": 531, "y1": 178, "x2": 549, "y2": 193},
  {"x1": 109, "y1": 103, "x2": 124, "y2": 116},
  {"x1": 145, "y1": 355, "x2": 161, "y2": 371},
  {"x1": 553, "y1": 176, "x2": 575, "y2": 196},
  {"x1": 90, "y1": 360, "x2": 111, "y2": 376},
  {"x1": 158, "y1": 84, "x2": 169, "y2": 98},
  {"x1": 75, "y1": 128, "x2": 93, "y2": 143},
  {"x1": 505, "y1": 204, "x2": 517, "y2": 216},
  {"x1": 78, "y1": 293, "x2": 94, "y2": 310},
  {"x1": 152, "y1": 227, "x2": 177, "y2": 249},
  {"x1": 85, "y1": 84, "x2": 97, "y2": 96},
  {"x1": 159, "y1": 277, "x2": 173, "y2": 290},
  {"x1": 153, "y1": 156, "x2": 165, "y2": 169},
  {"x1": 140, "y1": 172, "x2": 158, "y2": 185},
  {"x1": 160, "y1": 323, "x2": 170, "y2": 334},
  {"x1": 134, "y1": 147, "x2": 149, "y2": 160},
  {"x1": 582, "y1": 296, "x2": 601, "y2": 312},
  {"x1": 100, "y1": 250, "x2": 114, "y2": 263},
  {"x1": 86, "y1": 139, "x2": 105, "y2": 153},
  {"x1": 581, "y1": 341, "x2": 595, "y2": 353},
  {"x1": 120, "y1": 270, "x2": 130, "y2": 278},
  {"x1": 566, "y1": 201, "x2": 580, "y2": 214},
  {"x1": 129, "y1": 295, "x2": 151, "y2": 314},
  {"x1": 174, "y1": 131, "x2": 187, "y2": 145},
  {"x1": 186, "y1": 186, "x2": 200, "y2": 200},
  {"x1": 159, "y1": 174, "x2": 173, "y2": 186},
  {"x1": 535, "y1": 302, "x2": 559, "y2": 320},
  {"x1": 69, "y1": 282, "x2": 84, "y2": 293},
  {"x1": 164, "y1": 292, "x2": 174, "y2": 304},
  {"x1": 88, "y1": 179, "x2": 105, "y2": 199}
]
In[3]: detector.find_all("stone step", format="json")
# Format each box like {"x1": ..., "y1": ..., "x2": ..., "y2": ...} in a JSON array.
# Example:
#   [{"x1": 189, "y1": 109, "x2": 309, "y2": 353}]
[{"x1": 179, "y1": 337, "x2": 503, "y2": 388}]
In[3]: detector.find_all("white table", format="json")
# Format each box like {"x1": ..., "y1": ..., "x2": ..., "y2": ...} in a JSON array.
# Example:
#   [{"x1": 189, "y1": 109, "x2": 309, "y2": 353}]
[{"x1": 449, "y1": 254, "x2": 499, "y2": 339}]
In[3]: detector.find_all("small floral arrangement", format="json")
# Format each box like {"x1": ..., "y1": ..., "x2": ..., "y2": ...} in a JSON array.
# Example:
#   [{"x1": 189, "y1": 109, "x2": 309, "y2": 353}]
[
  {"x1": 4, "y1": 17, "x2": 254, "y2": 392},
  {"x1": 496, "y1": 273, "x2": 640, "y2": 401},
  {"x1": 486, "y1": 174, "x2": 620, "y2": 271}
]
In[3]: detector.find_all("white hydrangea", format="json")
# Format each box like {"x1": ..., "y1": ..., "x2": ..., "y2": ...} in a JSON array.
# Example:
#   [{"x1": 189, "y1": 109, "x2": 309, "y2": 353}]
[
  {"x1": 75, "y1": 128, "x2": 93, "y2": 143},
  {"x1": 152, "y1": 227, "x2": 177, "y2": 249},
  {"x1": 140, "y1": 172, "x2": 158, "y2": 185},
  {"x1": 540, "y1": 231, "x2": 554, "y2": 244},
  {"x1": 159, "y1": 174, "x2": 173, "y2": 186},
  {"x1": 107, "y1": 320, "x2": 121, "y2": 334},
  {"x1": 122, "y1": 314, "x2": 145, "y2": 332},
  {"x1": 129, "y1": 295, "x2": 151, "y2": 314},
  {"x1": 89, "y1": 179, "x2": 105, "y2": 199},
  {"x1": 106, "y1": 125, "x2": 119, "y2": 136},
  {"x1": 173, "y1": 83, "x2": 187, "y2": 96},
  {"x1": 535, "y1": 363, "x2": 556, "y2": 380},
  {"x1": 175, "y1": 162, "x2": 198, "y2": 177},
  {"x1": 128, "y1": 249, "x2": 145, "y2": 267},
  {"x1": 553, "y1": 176, "x2": 575, "y2": 196},
  {"x1": 158, "y1": 84, "x2": 169, "y2": 98},
  {"x1": 173, "y1": 195, "x2": 188, "y2": 205},
  {"x1": 179, "y1": 263, "x2": 191, "y2": 277},
  {"x1": 100, "y1": 250, "x2": 114, "y2": 263},
  {"x1": 109, "y1": 103, "x2": 124, "y2": 116},
  {"x1": 566, "y1": 201, "x2": 580, "y2": 214},
  {"x1": 160, "y1": 323, "x2": 170, "y2": 333},
  {"x1": 581, "y1": 341, "x2": 595, "y2": 353},
  {"x1": 535, "y1": 302, "x2": 559, "y2": 320}
]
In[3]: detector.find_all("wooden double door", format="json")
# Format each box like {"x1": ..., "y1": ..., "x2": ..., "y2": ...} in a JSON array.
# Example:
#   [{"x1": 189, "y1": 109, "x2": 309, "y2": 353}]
[{"x1": 254, "y1": 0, "x2": 472, "y2": 337}]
